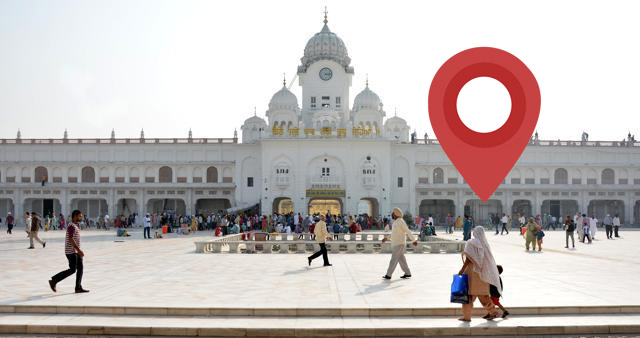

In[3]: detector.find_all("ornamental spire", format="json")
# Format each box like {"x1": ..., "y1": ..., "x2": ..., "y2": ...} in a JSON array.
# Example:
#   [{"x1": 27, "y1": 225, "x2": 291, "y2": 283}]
[
  {"x1": 366, "y1": 73, "x2": 369, "y2": 88},
  {"x1": 283, "y1": 72, "x2": 286, "y2": 87},
  {"x1": 323, "y1": 6, "x2": 328, "y2": 25}
]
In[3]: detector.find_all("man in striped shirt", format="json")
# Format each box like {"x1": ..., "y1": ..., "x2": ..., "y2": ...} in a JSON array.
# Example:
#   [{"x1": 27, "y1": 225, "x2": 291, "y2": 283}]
[{"x1": 49, "y1": 209, "x2": 89, "y2": 293}]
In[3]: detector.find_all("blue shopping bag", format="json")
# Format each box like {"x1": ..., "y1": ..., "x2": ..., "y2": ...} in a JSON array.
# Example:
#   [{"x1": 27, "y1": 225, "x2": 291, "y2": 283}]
[{"x1": 450, "y1": 274, "x2": 469, "y2": 304}]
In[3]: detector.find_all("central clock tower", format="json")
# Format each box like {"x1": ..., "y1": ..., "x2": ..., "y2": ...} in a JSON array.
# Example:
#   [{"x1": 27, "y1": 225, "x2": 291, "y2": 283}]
[
  {"x1": 297, "y1": 16, "x2": 354, "y2": 128},
  {"x1": 298, "y1": 60, "x2": 353, "y2": 127}
]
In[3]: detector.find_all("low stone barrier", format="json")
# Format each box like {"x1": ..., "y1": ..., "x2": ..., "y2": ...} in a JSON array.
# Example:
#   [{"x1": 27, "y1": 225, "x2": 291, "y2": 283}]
[{"x1": 195, "y1": 237, "x2": 462, "y2": 254}]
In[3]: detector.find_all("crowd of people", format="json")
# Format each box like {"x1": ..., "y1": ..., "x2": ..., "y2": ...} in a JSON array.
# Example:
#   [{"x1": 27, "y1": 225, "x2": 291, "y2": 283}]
[{"x1": 0, "y1": 205, "x2": 629, "y2": 324}]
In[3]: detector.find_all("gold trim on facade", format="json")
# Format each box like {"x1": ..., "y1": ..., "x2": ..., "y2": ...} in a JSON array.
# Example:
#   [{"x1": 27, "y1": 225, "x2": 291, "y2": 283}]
[
  {"x1": 305, "y1": 188, "x2": 346, "y2": 198},
  {"x1": 352, "y1": 127, "x2": 373, "y2": 137}
]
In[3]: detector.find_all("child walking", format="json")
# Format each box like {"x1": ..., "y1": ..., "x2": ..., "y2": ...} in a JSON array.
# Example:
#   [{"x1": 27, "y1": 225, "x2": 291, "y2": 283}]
[{"x1": 489, "y1": 265, "x2": 510, "y2": 319}]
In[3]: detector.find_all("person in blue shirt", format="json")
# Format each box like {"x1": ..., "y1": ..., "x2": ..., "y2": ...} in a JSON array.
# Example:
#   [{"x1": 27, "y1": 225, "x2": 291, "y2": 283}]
[{"x1": 332, "y1": 222, "x2": 341, "y2": 240}]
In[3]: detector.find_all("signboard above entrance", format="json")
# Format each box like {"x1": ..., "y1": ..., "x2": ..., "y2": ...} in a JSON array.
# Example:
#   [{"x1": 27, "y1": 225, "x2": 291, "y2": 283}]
[{"x1": 305, "y1": 189, "x2": 345, "y2": 198}]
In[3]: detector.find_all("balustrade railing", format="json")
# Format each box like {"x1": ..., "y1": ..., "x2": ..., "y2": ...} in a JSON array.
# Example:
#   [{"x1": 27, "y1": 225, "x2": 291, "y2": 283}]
[
  {"x1": 1, "y1": 137, "x2": 238, "y2": 145},
  {"x1": 194, "y1": 232, "x2": 462, "y2": 254},
  {"x1": 414, "y1": 138, "x2": 638, "y2": 147}
]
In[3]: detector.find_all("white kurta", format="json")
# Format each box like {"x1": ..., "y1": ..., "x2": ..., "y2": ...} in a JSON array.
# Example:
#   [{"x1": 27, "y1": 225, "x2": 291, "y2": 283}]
[{"x1": 590, "y1": 218, "x2": 598, "y2": 239}]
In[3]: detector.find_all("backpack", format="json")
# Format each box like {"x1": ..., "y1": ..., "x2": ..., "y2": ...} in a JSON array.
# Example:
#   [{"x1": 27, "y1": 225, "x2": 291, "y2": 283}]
[
  {"x1": 566, "y1": 221, "x2": 575, "y2": 232},
  {"x1": 31, "y1": 217, "x2": 41, "y2": 231}
]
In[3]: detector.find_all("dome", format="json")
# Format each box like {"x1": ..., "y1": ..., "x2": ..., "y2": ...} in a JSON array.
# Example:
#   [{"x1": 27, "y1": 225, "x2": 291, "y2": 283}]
[
  {"x1": 299, "y1": 20, "x2": 351, "y2": 73},
  {"x1": 243, "y1": 115, "x2": 267, "y2": 126},
  {"x1": 385, "y1": 115, "x2": 407, "y2": 126},
  {"x1": 353, "y1": 84, "x2": 381, "y2": 112},
  {"x1": 268, "y1": 85, "x2": 299, "y2": 111}
]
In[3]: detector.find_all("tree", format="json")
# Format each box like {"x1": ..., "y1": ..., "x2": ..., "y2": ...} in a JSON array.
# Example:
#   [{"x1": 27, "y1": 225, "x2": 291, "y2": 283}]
[{"x1": 403, "y1": 210, "x2": 414, "y2": 227}]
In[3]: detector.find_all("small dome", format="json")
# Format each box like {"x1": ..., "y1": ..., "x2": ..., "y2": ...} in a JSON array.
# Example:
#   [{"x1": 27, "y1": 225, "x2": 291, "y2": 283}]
[
  {"x1": 268, "y1": 86, "x2": 299, "y2": 111},
  {"x1": 385, "y1": 115, "x2": 407, "y2": 126},
  {"x1": 299, "y1": 22, "x2": 351, "y2": 72},
  {"x1": 243, "y1": 115, "x2": 267, "y2": 126},
  {"x1": 353, "y1": 85, "x2": 381, "y2": 112}
]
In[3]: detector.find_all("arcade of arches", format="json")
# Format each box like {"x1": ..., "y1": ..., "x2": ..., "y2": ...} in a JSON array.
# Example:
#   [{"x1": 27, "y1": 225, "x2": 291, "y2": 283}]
[{"x1": 414, "y1": 199, "x2": 636, "y2": 225}]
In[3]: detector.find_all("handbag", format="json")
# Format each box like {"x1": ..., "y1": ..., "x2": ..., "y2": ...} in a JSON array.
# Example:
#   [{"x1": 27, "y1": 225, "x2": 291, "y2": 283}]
[{"x1": 450, "y1": 274, "x2": 469, "y2": 304}]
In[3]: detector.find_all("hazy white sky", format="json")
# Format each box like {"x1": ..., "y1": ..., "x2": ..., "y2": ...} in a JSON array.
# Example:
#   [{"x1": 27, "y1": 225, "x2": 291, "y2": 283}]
[{"x1": 1, "y1": 0, "x2": 639, "y2": 141}]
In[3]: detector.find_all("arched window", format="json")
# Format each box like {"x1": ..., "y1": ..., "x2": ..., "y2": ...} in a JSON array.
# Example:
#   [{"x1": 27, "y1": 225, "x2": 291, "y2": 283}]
[
  {"x1": 433, "y1": 167, "x2": 444, "y2": 184},
  {"x1": 275, "y1": 164, "x2": 291, "y2": 186},
  {"x1": 554, "y1": 168, "x2": 568, "y2": 184},
  {"x1": 601, "y1": 168, "x2": 615, "y2": 184},
  {"x1": 206, "y1": 166, "x2": 218, "y2": 183},
  {"x1": 34, "y1": 166, "x2": 48, "y2": 183},
  {"x1": 362, "y1": 160, "x2": 376, "y2": 186},
  {"x1": 81, "y1": 166, "x2": 95, "y2": 183},
  {"x1": 159, "y1": 166, "x2": 173, "y2": 183}
]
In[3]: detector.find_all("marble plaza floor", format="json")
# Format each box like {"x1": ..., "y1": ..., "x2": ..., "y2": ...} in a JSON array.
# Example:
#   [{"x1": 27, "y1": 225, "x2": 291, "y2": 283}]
[
  {"x1": 0, "y1": 226, "x2": 638, "y2": 310},
  {"x1": 1, "y1": 227, "x2": 640, "y2": 336}
]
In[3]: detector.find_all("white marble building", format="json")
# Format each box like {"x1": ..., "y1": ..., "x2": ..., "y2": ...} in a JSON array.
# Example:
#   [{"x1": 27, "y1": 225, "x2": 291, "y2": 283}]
[{"x1": 1, "y1": 16, "x2": 639, "y2": 225}]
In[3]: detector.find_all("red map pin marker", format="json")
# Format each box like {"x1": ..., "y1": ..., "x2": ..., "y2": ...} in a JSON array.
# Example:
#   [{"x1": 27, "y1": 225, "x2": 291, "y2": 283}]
[{"x1": 428, "y1": 47, "x2": 541, "y2": 202}]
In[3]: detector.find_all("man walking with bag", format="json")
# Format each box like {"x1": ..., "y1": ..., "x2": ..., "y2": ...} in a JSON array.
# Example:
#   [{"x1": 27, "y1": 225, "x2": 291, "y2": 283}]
[
  {"x1": 382, "y1": 208, "x2": 417, "y2": 280},
  {"x1": 49, "y1": 210, "x2": 89, "y2": 293}
]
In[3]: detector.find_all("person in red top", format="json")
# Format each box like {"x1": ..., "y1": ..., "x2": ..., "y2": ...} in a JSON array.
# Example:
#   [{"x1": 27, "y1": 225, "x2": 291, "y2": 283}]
[
  {"x1": 49, "y1": 210, "x2": 89, "y2": 293},
  {"x1": 349, "y1": 221, "x2": 358, "y2": 234}
]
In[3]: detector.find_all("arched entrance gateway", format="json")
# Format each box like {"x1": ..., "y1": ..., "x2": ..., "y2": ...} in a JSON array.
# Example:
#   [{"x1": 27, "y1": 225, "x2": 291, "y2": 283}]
[
  {"x1": 196, "y1": 199, "x2": 231, "y2": 215},
  {"x1": 588, "y1": 200, "x2": 625, "y2": 223},
  {"x1": 308, "y1": 198, "x2": 342, "y2": 216},
  {"x1": 357, "y1": 198, "x2": 379, "y2": 217},
  {"x1": 305, "y1": 155, "x2": 346, "y2": 216},
  {"x1": 541, "y1": 200, "x2": 579, "y2": 220},
  {"x1": 511, "y1": 200, "x2": 532, "y2": 218},
  {"x1": 464, "y1": 199, "x2": 503, "y2": 226},
  {"x1": 419, "y1": 199, "x2": 455, "y2": 223},
  {"x1": 146, "y1": 199, "x2": 186, "y2": 216},
  {"x1": 273, "y1": 197, "x2": 293, "y2": 214}
]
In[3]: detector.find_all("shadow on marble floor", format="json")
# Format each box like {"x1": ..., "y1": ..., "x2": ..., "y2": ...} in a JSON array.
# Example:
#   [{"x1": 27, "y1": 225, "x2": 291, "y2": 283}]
[
  {"x1": 357, "y1": 280, "x2": 403, "y2": 296},
  {"x1": 0, "y1": 292, "x2": 76, "y2": 306}
]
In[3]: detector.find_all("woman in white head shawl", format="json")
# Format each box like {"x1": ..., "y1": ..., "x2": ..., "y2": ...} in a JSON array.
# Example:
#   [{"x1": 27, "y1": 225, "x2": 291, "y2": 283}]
[{"x1": 457, "y1": 226, "x2": 500, "y2": 321}]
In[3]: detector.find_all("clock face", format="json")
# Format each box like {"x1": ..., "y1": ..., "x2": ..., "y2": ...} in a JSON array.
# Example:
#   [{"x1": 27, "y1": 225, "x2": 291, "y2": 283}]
[{"x1": 319, "y1": 67, "x2": 333, "y2": 81}]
